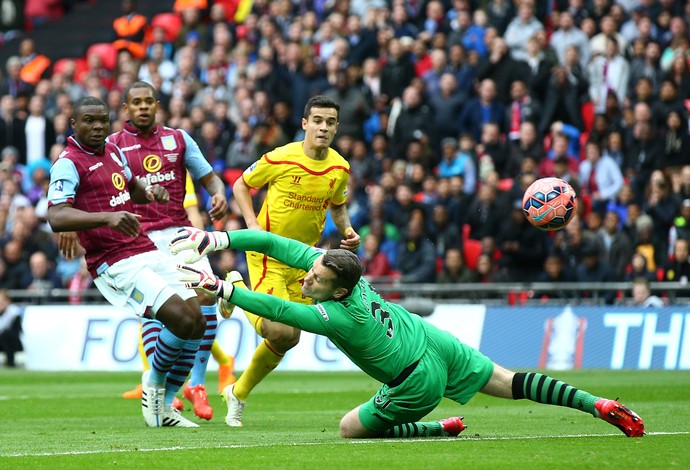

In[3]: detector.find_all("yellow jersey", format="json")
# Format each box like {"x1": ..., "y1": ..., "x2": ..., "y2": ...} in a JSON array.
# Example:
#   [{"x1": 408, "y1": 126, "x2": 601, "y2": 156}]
[
  {"x1": 242, "y1": 141, "x2": 350, "y2": 246},
  {"x1": 183, "y1": 173, "x2": 198, "y2": 209}
]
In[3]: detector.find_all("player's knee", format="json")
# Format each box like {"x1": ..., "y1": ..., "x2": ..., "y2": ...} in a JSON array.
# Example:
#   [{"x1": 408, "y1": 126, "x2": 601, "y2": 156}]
[
  {"x1": 195, "y1": 290, "x2": 216, "y2": 306},
  {"x1": 263, "y1": 324, "x2": 300, "y2": 351}
]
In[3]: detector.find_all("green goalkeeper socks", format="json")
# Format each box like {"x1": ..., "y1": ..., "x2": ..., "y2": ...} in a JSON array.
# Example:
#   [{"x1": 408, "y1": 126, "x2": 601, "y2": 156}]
[
  {"x1": 383, "y1": 421, "x2": 443, "y2": 438},
  {"x1": 512, "y1": 372, "x2": 599, "y2": 417}
]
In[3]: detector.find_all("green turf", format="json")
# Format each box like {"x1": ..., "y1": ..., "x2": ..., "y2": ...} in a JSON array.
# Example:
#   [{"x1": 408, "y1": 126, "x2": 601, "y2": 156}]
[{"x1": 0, "y1": 370, "x2": 688, "y2": 469}]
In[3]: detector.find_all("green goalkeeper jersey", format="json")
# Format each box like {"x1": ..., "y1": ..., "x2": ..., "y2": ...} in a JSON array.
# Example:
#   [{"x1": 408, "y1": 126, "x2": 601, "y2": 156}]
[{"x1": 227, "y1": 230, "x2": 428, "y2": 384}]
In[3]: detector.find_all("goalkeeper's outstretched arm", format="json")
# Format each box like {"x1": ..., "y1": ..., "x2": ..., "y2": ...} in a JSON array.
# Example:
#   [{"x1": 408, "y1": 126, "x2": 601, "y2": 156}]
[{"x1": 170, "y1": 227, "x2": 321, "y2": 272}]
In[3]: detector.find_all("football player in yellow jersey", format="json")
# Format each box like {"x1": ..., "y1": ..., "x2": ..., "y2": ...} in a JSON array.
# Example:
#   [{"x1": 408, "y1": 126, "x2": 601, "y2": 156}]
[
  {"x1": 226, "y1": 95, "x2": 360, "y2": 426},
  {"x1": 119, "y1": 174, "x2": 237, "y2": 402}
]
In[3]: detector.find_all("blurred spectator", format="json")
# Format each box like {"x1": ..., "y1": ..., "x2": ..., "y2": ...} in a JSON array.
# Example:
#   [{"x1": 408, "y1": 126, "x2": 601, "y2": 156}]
[
  {"x1": 0, "y1": 95, "x2": 27, "y2": 159},
  {"x1": 599, "y1": 210, "x2": 634, "y2": 280},
  {"x1": 428, "y1": 73, "x2": 464, "y2": 142},
  {"x1": 427, "y1": 203, "x2": 461, "y2": 259},
  {"x1": 24, "y1": 95, "x2": 55, "y2": 167},
  {"x1": 23, "y1": 250, "x2": 62, "y2": 294},
  {"x1": 1, "y1": 239, "x2": 29, "y2": 289},
  {"x1": 628, "y1": 41, "x2": 663, "y2": 98},
  {"x1": 496, "y1": 199, "x2": 548, "y2": 282},
  {"x1": 505, "y1": 79, "x2": 541, "y2": 143},
  {"x1": 465, "y1": 183, "x2": 503, "y2": 242},
  {"x1": 485, "y1": 0, "x2": 515, "y2": 35},
  {"x1": 324, "y1": 69, "x2": 370, "y2": 140},
  {"x1": 532, "y1": 254, "x2": 576, "y2": 300},
  {"x1": 579, "y1": 140, "x2": 624, "y2": 216},
  {"x1": 437, "y1": 137, "x2": 475, "y2": 191},
  {"x1": 472, "y1": 252, "x2": 508, "y2": 284},
  {"x1": 662, "y1": 54, "x2": 690, "y2": 101},
  {"x1": 437, "y1": 247, "x2": 475, "y2": 284},
  {"x1": 396, "y1": 216, "x2": 436, "y2": 283},
  {"x1": 460, "y1": 78, "x2": 506, "y2": 144},
  {"x1": 0, "y1": 289, "x2": 22, "y2": 368},
  {"x1": 519, "y1": 35, "x2": 553, "y2": 104},
  {"x1": 664, "y1": 238, "x2": 690, "y2": 283},
  {"x1": 589, "y1": 15, "x2": 628, "y2": 60},
  {"x1": 630, "y1": 276, "x2": 664, "y2": 307},
  {"x1": 476, "y1": 36, "x2": 527, "y2": 103},
  {"x1": 17, "y1": 39, "x2": 51, "y2": 87},
  {"x1": 504, "y1": 1, "x2": 544, "y2": 62},
  {"x1": 642, "y1": 170, "x2": 679, "y2": 264},
  {"x1": 380, "y1": 37, "x2": 416, "y2": 101},
  {"x1": 224, "y1": 120, "x2": 254, "y2": 171},
  {"x1": 550, "y1": 11, "x2": 591, "y2": 68},
  {"x1": 67, "y1": 257, "x2": 93, "y2": 304},
  {"x1": 360, "y1": 233, "x2": 394, "y2": 279},
  {"x1": 574, "y1": 240, "x2": 616, "y2": 304},
  {"x1": 662, "y1": 110, "x2": 690, "y2": 172},
  {"x1": 633, "y1": 214, "x2": 658, "y2": 272},
  {"x1": 538, "y1": 56, "x2": 588, "y2": 134},
  {"x1": 390, "y1": 86, "x2": 433, "y2": 156},
  {"x1": 625, "y1": 121, "x2": 661, "y2": 200},
  {"x1": 588, "y1": 37, "x2": 629, "y2": 115}
]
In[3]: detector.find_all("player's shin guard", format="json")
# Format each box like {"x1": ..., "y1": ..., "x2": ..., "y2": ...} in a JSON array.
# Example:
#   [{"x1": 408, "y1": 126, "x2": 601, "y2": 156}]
[
  {"x1": 512, "y1": 372, "x2": 598, "y2": 416},
  {"x1": 188, "y1": 305, "x2": 217, "y2": 387},
  {"x1": 232, "y1": 339, "x2": 283, "y2": 401}
]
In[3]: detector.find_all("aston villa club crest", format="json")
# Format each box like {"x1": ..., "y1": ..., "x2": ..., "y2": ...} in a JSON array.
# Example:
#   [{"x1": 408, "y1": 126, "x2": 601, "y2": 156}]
[{"x1": 161, "y1": 135, "x2": 177, "y2": 151}]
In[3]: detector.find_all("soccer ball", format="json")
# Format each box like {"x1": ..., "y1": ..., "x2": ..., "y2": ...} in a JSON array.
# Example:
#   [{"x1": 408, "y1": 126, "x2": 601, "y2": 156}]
[{"x1": 522, "y1": 177, "x2": 578, "y2": 230}]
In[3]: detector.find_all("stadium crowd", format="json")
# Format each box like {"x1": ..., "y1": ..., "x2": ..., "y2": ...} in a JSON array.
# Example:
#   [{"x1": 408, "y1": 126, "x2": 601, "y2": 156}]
[{"x1": 1, "y1": 0, "x2": 690, "y2": 305}]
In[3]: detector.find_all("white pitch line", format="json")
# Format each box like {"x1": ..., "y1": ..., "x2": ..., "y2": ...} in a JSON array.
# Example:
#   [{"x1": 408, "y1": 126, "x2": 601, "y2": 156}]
[{"x1": 2, "y1": 431, "x2": 688, "y2": 458}]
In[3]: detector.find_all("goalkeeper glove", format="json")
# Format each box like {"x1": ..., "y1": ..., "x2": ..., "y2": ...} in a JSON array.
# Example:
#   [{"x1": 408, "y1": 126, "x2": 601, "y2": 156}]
[
  {"x1": 169, "y1": 227, "x2": 230, "y2": 263},
  {"x1": 177, "y1": 265, "x2": 234, "y2": 302}
]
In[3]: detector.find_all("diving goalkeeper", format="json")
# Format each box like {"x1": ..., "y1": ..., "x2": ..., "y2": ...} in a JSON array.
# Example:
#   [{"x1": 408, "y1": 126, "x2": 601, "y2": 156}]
[{"x1": 170, "y1": 227, "x2": 645, "y2": 439}]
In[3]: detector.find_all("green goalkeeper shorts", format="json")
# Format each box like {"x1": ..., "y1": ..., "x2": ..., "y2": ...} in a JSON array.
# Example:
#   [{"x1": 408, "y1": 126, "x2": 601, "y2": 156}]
[{"x1": 358, "y1": 326, "x2": 494, "y2": 433}]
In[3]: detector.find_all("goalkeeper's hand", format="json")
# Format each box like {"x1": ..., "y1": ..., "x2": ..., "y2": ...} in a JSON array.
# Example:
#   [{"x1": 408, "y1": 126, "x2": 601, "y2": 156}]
[
  {"x1": 176, "y1": 265, "x2": 234, "y2": 302},
  {"x1": 168, "y1": 227, "x2": 230, "y2": 263}
]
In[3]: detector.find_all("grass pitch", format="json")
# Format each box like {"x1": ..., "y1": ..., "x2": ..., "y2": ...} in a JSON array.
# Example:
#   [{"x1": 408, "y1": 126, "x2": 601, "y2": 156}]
[{"x1": 0, "y1": 369, "x2": 688, "y2": 469}]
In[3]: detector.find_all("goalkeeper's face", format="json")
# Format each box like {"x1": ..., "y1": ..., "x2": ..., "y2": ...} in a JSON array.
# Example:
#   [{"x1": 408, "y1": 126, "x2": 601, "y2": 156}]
[{"x1": 302, "y1": 256, "x2": 347, "y2": 302}]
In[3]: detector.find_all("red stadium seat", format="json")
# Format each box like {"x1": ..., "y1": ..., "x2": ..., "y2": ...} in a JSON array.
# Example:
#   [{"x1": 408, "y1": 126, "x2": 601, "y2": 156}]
[
  {"x1": 150, "y1": 12, "x2": 183, "y2": 43},
  {"x1": 463, "y1": 239, "x2": 482, "y2": 271},
  {"x1": 86, "y1": 43, "x2": 118, "y2": 71},
  {"x1": 224, "y1": 168, "x2": 244, "y2": 186}
]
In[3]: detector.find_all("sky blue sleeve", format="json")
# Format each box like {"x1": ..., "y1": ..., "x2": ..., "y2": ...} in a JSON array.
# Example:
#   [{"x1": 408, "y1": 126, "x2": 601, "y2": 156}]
[
  {"x1": 181, "y1": 130, "x2": 214, "y2": 181},
  {"x1": 48, "y1": 158, "x2": 79, "y2": 205}
]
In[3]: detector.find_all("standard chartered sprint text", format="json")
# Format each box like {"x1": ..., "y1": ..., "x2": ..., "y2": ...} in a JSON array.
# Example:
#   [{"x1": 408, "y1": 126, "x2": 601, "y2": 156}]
[{"x1": 284, "y1": 191, "x2": 328, "y2": 210}]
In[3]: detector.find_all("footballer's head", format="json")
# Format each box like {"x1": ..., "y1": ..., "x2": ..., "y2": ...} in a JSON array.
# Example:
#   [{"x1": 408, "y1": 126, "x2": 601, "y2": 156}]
[
  {"x1": 301, "y1": 250, "x2": 362, "y2": 302},
  {"x1": 302, "y1": 95, "x2": 339, "y2": 153},
  {"x1": 123, "y1": 81, "x2": 159, "y2": 131},
  {"x1": 71, "y1": 96, "x2": 109, "y2": 152}
]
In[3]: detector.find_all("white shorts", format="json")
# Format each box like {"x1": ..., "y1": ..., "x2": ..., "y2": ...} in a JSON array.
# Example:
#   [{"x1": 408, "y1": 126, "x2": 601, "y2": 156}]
[
  {"x1": 147, "y1": 227, "x2": 213, "y2": 272},
  {"x1": 94, "y1": 250, "x2": 196, "y2": 318}
]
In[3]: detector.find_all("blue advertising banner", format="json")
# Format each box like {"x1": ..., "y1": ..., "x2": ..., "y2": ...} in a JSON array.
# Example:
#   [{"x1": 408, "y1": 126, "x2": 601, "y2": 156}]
[{"x1": 480, "y1": 306, "x2": 690, "y2": 370}]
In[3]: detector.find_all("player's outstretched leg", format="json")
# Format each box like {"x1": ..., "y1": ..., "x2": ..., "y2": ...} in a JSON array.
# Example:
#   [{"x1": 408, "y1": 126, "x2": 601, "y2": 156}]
[
  {"x1": 213, "y1": 341, "x2": 236, "y2": 393},
  {"x1": 511, "y1": 372, "x2": 645, "y2": 437},
  {"x1": 222, "y1": 383, "x2": 246, "y2": 427}
]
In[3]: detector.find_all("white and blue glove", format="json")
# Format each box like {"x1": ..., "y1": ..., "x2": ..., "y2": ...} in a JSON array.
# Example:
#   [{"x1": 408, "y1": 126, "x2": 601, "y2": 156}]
[{"x1": 168, "y1": 227, "x2": 230, "y2": 263}]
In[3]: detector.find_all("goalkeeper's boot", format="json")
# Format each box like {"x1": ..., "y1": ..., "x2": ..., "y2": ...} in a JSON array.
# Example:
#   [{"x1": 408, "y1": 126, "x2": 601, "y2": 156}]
[
  {"x1": 122, "y1": 383, "x2": 142, "y2": 399},
  {"x1": 183, "y1": 383, "x2": 213, "y2": 420},
  {"x1": 439, "y1": 416, "x2": 466, "y2": 437},
  {"x1": 218, "y1": 271, "x2": 245, "y2": 318},
  {"x1": 217, "y1": 357, "x2": 236, "y2": 393},
  {"x1": 222, "y1": 384, "x2": 246, "y2": 427},
  {"x1": 594, "y1": 399, "x2": 645, "y2": 437},
  {"x1": 141, "y1": 370, "x2": 165, "y2": 427},
  {"x1": 161, "y1": 405, "x2": 200, "y2": 428}
]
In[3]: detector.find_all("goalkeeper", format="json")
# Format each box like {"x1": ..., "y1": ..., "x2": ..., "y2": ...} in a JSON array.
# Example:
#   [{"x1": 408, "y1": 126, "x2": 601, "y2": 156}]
[{"x1": 171, "y1": 228, "x2": 645, "y2": 439}]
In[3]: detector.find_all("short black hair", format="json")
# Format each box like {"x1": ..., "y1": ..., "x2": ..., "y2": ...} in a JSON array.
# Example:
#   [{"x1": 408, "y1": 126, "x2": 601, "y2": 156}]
[
  {"x1": 321, "y1": 249, "x2": 363, "y2": 298},
  {"x1": 124, "y1": 80, "x2": 158, "y2": 103},
  {"x1": 303, "y1": 95, "x2": 339, "y2": 120},
  {"x1": 72, "y1": 96, "x2": 107, "y2": 120}
]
